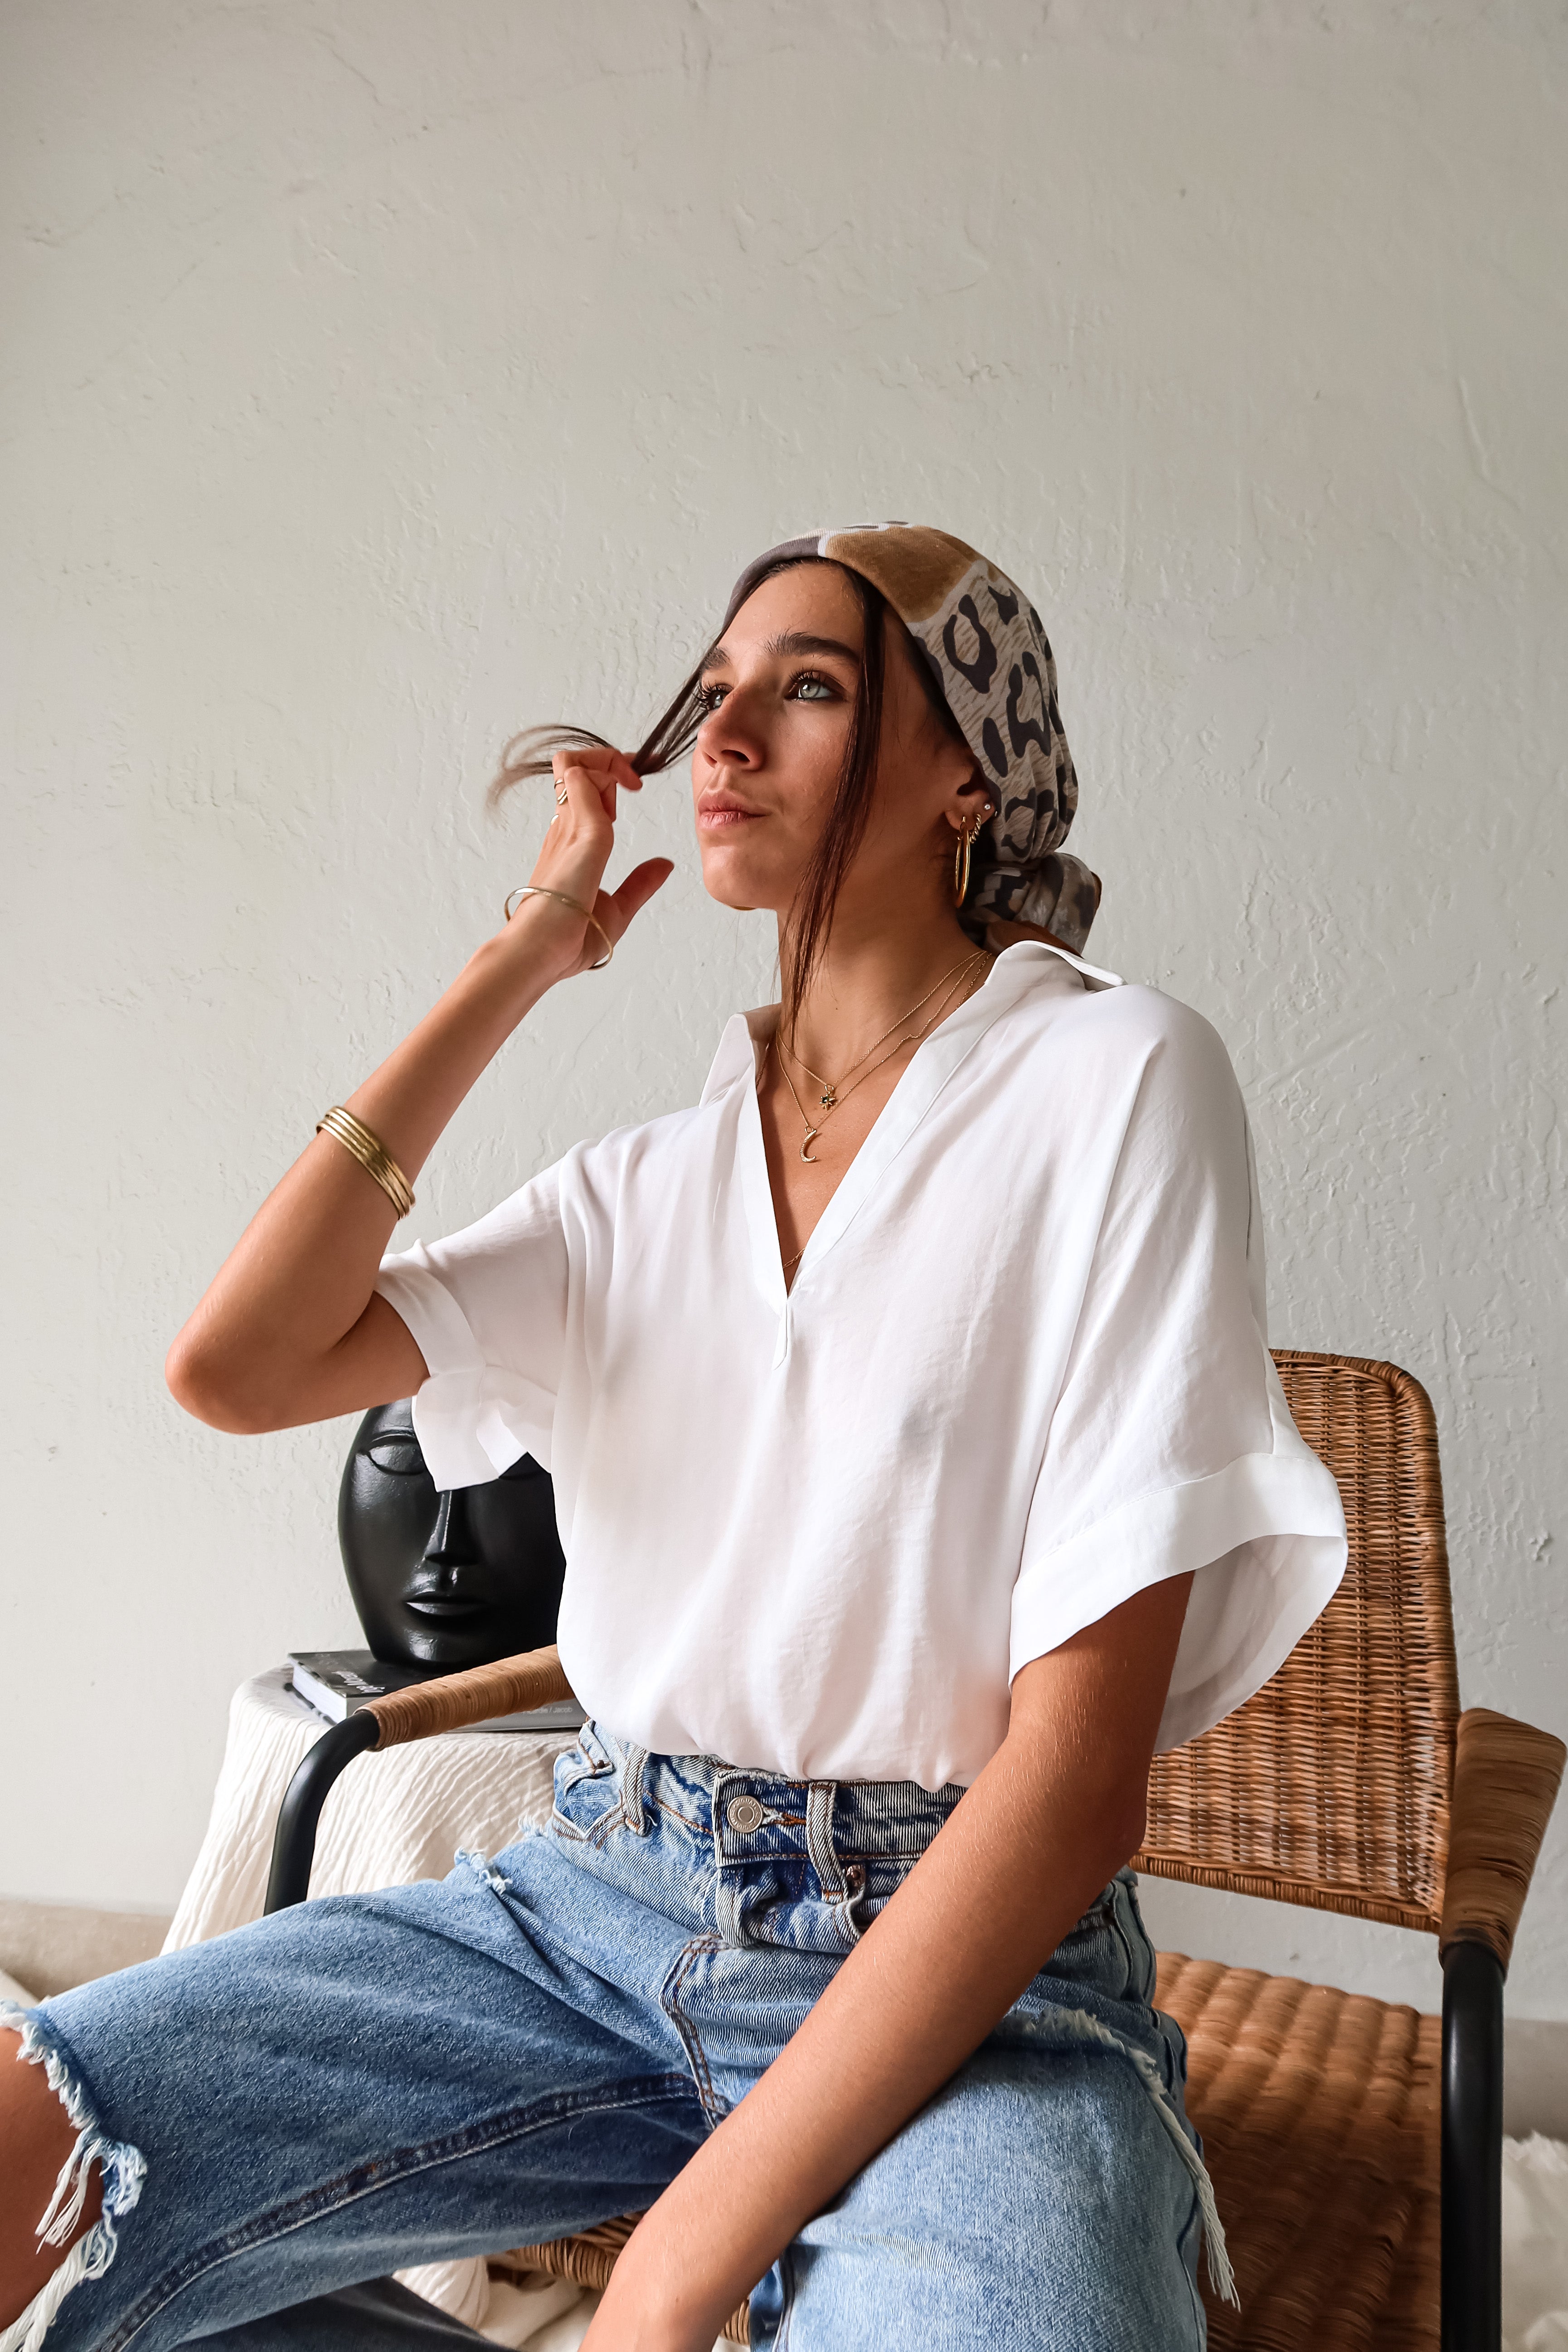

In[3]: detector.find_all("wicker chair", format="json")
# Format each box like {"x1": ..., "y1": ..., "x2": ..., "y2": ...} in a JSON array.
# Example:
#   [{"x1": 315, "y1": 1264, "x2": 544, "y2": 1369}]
[{"x1": 267, "y1": 1351, "x2": 1563, "y2": 2351}]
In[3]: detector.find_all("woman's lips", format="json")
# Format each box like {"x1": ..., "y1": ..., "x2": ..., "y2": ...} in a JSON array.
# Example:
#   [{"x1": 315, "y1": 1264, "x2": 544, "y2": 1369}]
[
  {"x1": 697, "y1": 802, "x2": 762, "y2": 827},
  {"x1": 405, "y1": 1595, "x2": 485, "y2": 1618}
]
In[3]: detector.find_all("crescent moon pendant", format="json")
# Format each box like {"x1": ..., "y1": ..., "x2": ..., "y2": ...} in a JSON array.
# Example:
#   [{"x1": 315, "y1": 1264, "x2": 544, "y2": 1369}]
[{"x1": 799, "y1": 1129, "x2": 820, "y2": 1164}]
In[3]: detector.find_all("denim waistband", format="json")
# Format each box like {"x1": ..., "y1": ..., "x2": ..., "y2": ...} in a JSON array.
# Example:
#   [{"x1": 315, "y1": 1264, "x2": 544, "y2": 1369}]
[
  {"x1": 550, "y1": 1724, "x2": 975, "y2": 1957},
  {"x1": 586, "y1": 1721, "x2": 971, "y2": 1871}
]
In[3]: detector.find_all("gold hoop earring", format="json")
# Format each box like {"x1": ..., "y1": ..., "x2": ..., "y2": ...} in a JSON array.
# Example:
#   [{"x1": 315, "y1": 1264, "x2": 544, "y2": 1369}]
[{"x1": 952, "y1": 808, "x2": 991, "y2": 908}]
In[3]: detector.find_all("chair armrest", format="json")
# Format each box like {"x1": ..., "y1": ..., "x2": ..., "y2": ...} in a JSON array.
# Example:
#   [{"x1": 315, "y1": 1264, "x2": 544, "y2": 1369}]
[
  {"x1": 264, "y1": 1644, "x2": 579, "y2": 1914},
  {"x1": 1439, "y1": 1707, "x2": 1565, "y2": 1969},
  {"x1": 363, "y1": 1643, "x2": 577, "y2": 1748}
]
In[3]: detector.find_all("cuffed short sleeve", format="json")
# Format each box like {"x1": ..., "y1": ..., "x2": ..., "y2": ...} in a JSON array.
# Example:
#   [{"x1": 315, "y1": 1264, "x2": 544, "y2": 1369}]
[
  {"x1": 1008, "y1": 1002, "x2": 1348, "y2": 1750},
  {"x1": 374, "y1": 1167, "x2": 569, "y2": 1490}
]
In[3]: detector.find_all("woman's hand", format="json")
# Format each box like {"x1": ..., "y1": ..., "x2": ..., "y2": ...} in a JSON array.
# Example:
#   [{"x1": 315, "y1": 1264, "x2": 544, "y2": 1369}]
[
  {"x1": 578, "y1": 2271, "x2": 716, "y2": 2352},
  {"x1": 508, "y1": 747, "x2": 673, "y2": 980}
]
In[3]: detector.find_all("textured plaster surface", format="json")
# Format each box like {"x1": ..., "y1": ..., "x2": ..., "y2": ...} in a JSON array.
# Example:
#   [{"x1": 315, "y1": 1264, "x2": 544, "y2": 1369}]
[{"x1": 1, "y1": 1, "x2": 1563, "y2": 2019}]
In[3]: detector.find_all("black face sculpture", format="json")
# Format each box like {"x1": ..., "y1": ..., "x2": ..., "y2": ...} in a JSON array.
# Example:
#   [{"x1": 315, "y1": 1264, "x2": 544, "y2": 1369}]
[{"x1": 338, "y1": 1402, "x2": 567, "y2": 1668}]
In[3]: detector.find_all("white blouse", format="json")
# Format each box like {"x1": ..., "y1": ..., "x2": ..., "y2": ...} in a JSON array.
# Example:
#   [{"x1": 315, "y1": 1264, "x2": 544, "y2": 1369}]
[{"x1": 376, "y1": 943, "x2": 1346, "y2": 1791}]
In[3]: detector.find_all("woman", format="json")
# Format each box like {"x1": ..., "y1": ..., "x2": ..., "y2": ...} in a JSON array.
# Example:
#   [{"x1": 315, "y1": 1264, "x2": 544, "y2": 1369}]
[{"x1": 1, "y1": 526, "x2": 1347, "y2": 2352}]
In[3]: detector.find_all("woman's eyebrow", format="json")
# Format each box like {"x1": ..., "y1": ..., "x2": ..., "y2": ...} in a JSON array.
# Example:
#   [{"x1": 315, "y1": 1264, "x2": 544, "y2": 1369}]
[
  {"x1": 700, "y1": 631, "x2": 861, "y2": 680},
  {"x1": 764, "y1": 631, "x2": 860, "y2": 661}
]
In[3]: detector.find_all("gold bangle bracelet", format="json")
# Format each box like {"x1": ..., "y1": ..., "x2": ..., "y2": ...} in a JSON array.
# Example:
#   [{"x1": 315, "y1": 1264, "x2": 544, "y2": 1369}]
[
  {"x1": 316, "y1": 1106, "x2": 416, "y2": 1219},
  {"x1": 503, "y1": 884, "x2": 613, "y2": 971}
]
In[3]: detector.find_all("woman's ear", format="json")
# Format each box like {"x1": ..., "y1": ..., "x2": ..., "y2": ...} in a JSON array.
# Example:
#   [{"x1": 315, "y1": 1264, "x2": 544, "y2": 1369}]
[{"x1": 946, "y1": 771, "x2": 997, "y2": 834}]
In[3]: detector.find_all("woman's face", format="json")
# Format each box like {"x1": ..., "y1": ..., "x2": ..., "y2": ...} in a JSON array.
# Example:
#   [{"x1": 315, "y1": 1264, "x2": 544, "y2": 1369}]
[
  {"x1": 337, "y1": 1402, "x2": 566, "y2": 1668},
  {"x1": 690, "y1": 563, "x2": 978, "y2": 922}
]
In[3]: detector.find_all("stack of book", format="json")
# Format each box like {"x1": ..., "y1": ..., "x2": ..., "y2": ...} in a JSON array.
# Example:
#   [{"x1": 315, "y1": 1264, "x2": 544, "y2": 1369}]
[{"x1": 288, "y1": 1651, "x2": 583, "y2": 1734}]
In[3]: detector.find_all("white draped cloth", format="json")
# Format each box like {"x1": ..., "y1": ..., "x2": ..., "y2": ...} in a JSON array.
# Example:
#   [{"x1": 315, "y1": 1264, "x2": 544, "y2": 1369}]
[{"x1": 165, "y1": 1670, "x2": 569, "y2": 1947}]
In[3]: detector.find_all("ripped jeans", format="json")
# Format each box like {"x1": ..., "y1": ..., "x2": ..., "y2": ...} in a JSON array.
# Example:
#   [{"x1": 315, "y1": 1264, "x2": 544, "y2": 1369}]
[{"x1": 4, "y1": 1726, "x2": 1224, "y2": 2352}]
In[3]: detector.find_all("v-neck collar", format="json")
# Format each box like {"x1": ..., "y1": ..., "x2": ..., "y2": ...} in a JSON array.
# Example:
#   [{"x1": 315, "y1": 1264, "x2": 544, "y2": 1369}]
[{"x1": 705, "y1": 942, "x2": 1123, "y2": 1359}]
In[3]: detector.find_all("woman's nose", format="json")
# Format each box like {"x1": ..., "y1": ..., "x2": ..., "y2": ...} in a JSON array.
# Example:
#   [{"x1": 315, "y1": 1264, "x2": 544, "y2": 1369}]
[{"x1": 695, "y1": 688, "x2": 763, "y2": 770}]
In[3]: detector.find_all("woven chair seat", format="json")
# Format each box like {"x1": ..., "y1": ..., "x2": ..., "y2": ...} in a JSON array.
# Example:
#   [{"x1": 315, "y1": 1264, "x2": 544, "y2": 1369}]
[
  {"x1": 1160, "y1": 1951, "x2": 1439, "y2": 2351},
  {"x1": 493, "y1": 2221, "x2": 752, "y2": 2344}
]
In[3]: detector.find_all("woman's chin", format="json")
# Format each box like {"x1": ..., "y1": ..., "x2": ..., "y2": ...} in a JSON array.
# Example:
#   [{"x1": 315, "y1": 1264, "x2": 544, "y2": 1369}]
[{"x1": 697, "y1": 850, "x2": 790, "y2": 916}]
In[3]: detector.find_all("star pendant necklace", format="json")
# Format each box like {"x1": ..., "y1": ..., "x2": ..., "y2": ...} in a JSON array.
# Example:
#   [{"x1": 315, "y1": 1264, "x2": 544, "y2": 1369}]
[{"x1": 773, "y1": 949, "x2": 989, "y2": 1166}]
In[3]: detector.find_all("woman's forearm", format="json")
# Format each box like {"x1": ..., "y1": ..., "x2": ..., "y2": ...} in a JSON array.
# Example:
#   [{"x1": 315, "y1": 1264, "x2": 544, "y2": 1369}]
[
  {"x1": 165, "y1": 904, "x2": 576, "y2": 1430},
  {"x1": 589, "y1": 1574, "x2": 1193, "y2": 2352},
  {"x1": 165, "y1": 752, "x2": 671, "y2": 1434}
]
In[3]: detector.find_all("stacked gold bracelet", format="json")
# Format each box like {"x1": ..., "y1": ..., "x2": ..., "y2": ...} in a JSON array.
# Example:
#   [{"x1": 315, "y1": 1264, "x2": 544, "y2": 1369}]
[{"x1": 316, "y1": 1107, "x2": 416, "y2": 1219}]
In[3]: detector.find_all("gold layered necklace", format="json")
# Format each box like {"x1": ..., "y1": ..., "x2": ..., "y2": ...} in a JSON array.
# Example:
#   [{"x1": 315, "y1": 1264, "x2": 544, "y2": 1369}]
[
  {"x1": 773, "y1": 950, "x2": 988, "y2": 1165},
  {"x1": 781, "y1": 948, "x2": 983, "y2": 1118}
]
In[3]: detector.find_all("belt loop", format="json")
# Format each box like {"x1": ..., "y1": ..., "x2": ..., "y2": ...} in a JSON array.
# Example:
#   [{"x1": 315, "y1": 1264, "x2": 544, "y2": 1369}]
[
  {"x1": 621, "y1": 1743, "x2": 650, "y2": 1835},
  {"x1": 806, "y1": 1781, "x2": 845, "y2": 1902}
]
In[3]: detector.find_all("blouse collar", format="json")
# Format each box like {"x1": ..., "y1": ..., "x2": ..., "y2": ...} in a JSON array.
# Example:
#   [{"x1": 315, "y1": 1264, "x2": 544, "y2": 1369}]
[
  {"x1": 698, "y1": 938, "x2": 1123, "y2": 1108},
  {"x1": 704, "y1": 940, "x2": 1126, "y2": 1358}
]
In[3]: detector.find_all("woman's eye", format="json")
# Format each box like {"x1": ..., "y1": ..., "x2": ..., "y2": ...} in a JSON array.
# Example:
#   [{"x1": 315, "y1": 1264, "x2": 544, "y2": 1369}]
[
  {"x1": 366, "y1": 1440, "x2": 427, "y2": 1476},
  {"x1": 697, "y1": 683, "x2": 728, "y2": 714},
  {"x1": 788, "y1": 672, "x2": 839, "y2": 703}
]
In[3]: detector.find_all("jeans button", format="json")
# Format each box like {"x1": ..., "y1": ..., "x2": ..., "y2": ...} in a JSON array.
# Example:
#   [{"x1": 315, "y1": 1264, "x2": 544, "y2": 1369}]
[
  {"x1": 844, "y1": 1864, "x2": 866, "y2": 1895},
  {"x1": 726, "y1": 1795, "x2": 765, "y2": 1833}
]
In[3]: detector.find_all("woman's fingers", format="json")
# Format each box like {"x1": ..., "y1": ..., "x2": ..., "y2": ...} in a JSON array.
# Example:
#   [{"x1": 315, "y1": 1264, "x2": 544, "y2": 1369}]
[
  {"x1": 602, "y1": 746, "x2": 644, "y2": 793},
  {"x1": 525, "y1": 752, "x2": 667, "y2": 973},
  {"x1": 580, "y1": 743, "x2": 642, "y2": 791},
  {"x1": 598, "y1": 858, "x2": 674, "y2": 942},
  {"x1": 527, "y1": 763, "x2": 617, "y2": 928},
  {"x1": 540, "y1": 858, "x2": 669, "y2": 978},
  {"x1": 553, "y1": 756, "x2": 614, "y2": 826},
  {"x1": 551, "y1": 744, "x2": 642, "y2": 802}
]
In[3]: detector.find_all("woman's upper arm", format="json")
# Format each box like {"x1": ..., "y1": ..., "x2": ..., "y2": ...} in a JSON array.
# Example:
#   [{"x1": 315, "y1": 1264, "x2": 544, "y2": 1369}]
[
  {"x1": 171, "y1": 1289, "x2": 429, "y2": 1434},
  {"x1": 316, "y1": 1291, "x2": 431, "y2": 1424},
  {"x1": 1007, "y1": 1572, "x2": 1195, "y2": 1844}
]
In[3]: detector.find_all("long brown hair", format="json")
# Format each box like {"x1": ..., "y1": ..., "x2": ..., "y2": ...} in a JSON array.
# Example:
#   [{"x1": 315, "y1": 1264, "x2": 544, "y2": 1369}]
[{"x1": 489, "y1": 556, "x2": 961, "y2": 1012}]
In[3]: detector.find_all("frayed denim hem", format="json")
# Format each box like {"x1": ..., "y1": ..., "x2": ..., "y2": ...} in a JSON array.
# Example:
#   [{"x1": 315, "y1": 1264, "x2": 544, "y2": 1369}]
[
  {"x1": 455, "y1": 1847, "x2": 511, "y2": 1897},
  {"x1": 1, "y1": 2001, "x2": 147, "y2": 2352},
  {"x1": 997, "y1": 1997, "x2": 1238, "y2": 2309}
]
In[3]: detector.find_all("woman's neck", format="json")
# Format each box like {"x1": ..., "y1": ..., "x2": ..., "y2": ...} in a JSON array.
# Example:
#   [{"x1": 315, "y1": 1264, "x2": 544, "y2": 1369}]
[{"x1": 778, "y1": 907, "x2": 990, "y2": 1078}]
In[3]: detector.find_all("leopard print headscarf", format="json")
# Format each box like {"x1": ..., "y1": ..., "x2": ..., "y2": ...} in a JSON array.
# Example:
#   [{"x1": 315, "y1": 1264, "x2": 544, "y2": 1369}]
[{"x1": 723, "y1": 524, "x2": 1100, "y2": 951}]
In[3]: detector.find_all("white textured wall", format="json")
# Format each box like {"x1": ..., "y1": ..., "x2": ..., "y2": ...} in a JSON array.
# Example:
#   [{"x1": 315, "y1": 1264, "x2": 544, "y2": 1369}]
[{"x1": 2, "y1": 1, "x2": 1563, "y2": 2022}]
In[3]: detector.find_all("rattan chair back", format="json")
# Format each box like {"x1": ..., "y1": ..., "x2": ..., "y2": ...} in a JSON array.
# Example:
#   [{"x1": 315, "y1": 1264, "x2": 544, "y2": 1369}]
[{"x1": 1134, "y1": 1351, "x2": 1461, "y2": 1933}]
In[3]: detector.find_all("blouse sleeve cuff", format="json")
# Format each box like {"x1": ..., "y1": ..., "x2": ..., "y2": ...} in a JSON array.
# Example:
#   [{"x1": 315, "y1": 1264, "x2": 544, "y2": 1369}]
[
  {"x1": 1008, "y1": 1448, "x2": 1349, "y2": 1749},
  {"x1": 374, "y1": 1251, "x2": 555, "y2": 1490}
]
